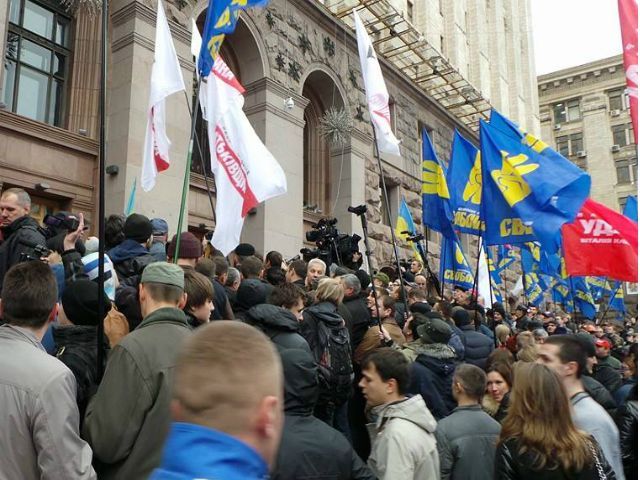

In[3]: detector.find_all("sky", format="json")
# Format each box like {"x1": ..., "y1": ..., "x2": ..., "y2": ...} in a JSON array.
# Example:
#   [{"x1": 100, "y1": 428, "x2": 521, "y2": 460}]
[{"x1": 531, "y1": 0, "x2": 624, "y2": 75}]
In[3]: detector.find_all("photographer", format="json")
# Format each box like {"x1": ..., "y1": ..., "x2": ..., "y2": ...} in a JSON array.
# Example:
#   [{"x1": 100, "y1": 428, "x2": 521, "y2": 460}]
[{"x1": 0, "y1": 188, "x2": 47, "y2": 295}]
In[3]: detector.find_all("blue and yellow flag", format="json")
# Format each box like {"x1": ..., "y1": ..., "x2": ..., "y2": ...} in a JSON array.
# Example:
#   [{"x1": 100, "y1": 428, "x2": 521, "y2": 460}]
[
  {"x1": 495, "y1": 245, "x2": 517, "y2": 273},
  {"x1": 421, "y1": 128, "x2": 455, "y2": 238},
  {"x1": 479, "y1": 121, "x2": 536, "y2": 246},
  {"x1": 395, "y1": 197, "x2": 419, "y2": 258},
  {"x1": 606, "y1": 281, "x2": 626, "y2": 317},
  {"x1": 550, "y1": 277, "x2": 572, "y2": 311},
  {"x1": 521, "y1": 247, "x2": 544, "y2": 306},
  {"x1": 439, "y1": 234, "x2": 474, "y2": 290},
  {"x1": 586, "y1": 277, "x2": 609, "y2": 303},
  {"x1": 484, "y1": 110, "x2": 591, "y2": 252},
  {"x1": 447, "y1": 130, "x2": 484, "y2": 235},
  {"x1": 198, "y1": 0, "x2": 269, "y2": 76},
  {"x1": 572, "y1": 277, "x2": 597, "y2": 319},
  {"x1": 623, "y1": 195, "x2": 638, "y2": 223}
]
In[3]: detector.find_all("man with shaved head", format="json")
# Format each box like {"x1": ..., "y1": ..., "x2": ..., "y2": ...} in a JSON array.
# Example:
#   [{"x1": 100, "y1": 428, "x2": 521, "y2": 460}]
[
  {"x1": 0, "y1": 188, "x2": 46, "y2": 293},
  {"x1": 151, "y1": 321, "x2": 284, "y2": 479}
]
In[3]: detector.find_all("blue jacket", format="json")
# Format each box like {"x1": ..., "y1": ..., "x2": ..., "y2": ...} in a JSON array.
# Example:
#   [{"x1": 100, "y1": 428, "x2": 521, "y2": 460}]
[{"x1": 150, "y1": 422, "x2": 268, "y2": 480}]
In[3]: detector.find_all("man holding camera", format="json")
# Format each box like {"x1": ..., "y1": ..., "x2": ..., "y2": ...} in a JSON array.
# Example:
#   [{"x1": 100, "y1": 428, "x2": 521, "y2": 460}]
[{"x1": 0, "y1": 188, "x2": 47, "y2": 296}]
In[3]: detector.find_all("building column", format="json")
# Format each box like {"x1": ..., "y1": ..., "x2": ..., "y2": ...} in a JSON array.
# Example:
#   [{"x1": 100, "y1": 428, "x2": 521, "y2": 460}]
[
  {"x1": 240, "y1": 78, "x2": 309, "y2": 258},
  {"x1": 106, "y1": 0, "x2": 193, "y2": 232}
]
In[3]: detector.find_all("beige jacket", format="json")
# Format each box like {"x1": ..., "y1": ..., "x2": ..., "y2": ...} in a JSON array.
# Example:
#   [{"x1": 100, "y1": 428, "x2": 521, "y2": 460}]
[
  {"x1": 0, "y1": 324, "x2": 96, "y2": 480},
  {"x1": 367, "y1": 395, "x2": 439, "y2": 480}
]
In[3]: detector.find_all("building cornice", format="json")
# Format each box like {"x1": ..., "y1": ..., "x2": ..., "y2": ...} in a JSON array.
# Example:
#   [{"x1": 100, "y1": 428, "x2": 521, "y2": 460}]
[
  {"x1": 538, "y1": 55, "x2": 623, "y2": 84},
  {"x1": 0, "y1": 111, "x2": 99, "y2": 156}
]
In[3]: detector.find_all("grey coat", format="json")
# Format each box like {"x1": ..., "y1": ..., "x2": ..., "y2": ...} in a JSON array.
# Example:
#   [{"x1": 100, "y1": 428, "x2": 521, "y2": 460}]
[
  {"x1": 0, "y1": 324, "x2": 96, "y2": 480},
  {"x1": 83, "y1": 307, "x2": 191, "y2": 480},
  {"x1": 435, "y1": 404, "x2": 501, "y2": 480}
]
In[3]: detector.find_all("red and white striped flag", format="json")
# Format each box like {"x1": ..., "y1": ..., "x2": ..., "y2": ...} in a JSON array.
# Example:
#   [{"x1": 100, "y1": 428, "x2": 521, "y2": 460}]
[
  {"x1": 200, "y1": 57, "x2": 287, "y2": 255},
  {"x1": 141, "y1": 0, "x2": 186, "y2": 192},
  {"x1": 353, "y1": 9, "x2": 401, "y2": 157}
]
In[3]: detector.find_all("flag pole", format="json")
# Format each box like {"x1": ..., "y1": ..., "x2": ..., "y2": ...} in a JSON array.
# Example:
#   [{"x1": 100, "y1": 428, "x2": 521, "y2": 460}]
[
  {"x1": 173, "y1": 77, "x2": 202, "y2": 263},
  {"x1": 96, "y1": 0, "x2": 109, "y2": 381},
  {"x1": 599, "y1": 282, "x2": 623, "y2": 322},
  {"x1": 182, "y1": 90, "x2": 216, "y2": 226},
  {"x1": 371, "y1": 124, "x2": 409, "y2": 316},
  {"x1": 568, "y1": 276, "x2": 579, "y2": 325}
]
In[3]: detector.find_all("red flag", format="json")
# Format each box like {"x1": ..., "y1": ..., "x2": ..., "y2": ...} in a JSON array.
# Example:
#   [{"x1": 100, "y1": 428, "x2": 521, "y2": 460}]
[
  {"x1": 618, "y1": 0, "x2": 638, "y2": 143},
  {"x1": 562, "y1": 199, "x2": 638, "y2": 282}
]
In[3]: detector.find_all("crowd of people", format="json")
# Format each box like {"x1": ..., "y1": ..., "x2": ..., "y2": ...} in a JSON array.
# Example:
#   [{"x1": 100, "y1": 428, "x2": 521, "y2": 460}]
[{"x1": 0, "y1": 187, "x2": 637, "y2": 479}]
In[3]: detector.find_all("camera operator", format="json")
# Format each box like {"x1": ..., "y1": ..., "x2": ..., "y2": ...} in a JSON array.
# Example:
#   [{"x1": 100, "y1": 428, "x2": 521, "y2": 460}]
[
  {"x1": 43, "y1": 211, "x2": 86, "y2": 257},
  {"x1": 0, "y1": 188, "x2": 47, "y2": 295}
]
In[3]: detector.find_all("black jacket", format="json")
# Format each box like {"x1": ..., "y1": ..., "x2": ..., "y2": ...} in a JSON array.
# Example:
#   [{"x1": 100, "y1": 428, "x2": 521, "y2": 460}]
[
  {"x1": 459, "y1": 324, "x2": 494, "y2": 370},
  {"x1": 593, "y1": 362, "x2": 623, "y2": 394},
  {"x1": 0, "y1": 216, "x2": 46, "y2": 295},
  {"x1": 495, "y1": 436, "x2": 615, "y2": 480},
  {"x1": 53, "y1": 325, "x2": 107, "y2": 421},
  {"x1": 583, "y1": 375, "x2": 617, "y2": 417},
  {"x1": 342, "y1": 294, "x2": 371, "y2": 351},
  {"x1": 300, "y1": 302, "x2": 347, "y2": 359},
  {"x1": 411, "y1": 347, "x2": 458, "y2": 419},
  {"x1": 245, "y1": 304, "x2": 310, "y2": 353},
  {"x1": 272, "y1": 349, "x2": 375, "y2": 480},
  {"x1": 616, "y1": 384, "x2": 637, "y2": 480}
]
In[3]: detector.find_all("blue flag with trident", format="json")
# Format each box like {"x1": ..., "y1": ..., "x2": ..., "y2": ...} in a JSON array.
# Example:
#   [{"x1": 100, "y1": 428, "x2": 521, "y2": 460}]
[
  {"x1": 439, "y1": 234, "x2": 474, "y2": 290},
  {"x1": 421, "y1": 128, "x2": 455, "y2": 238},
  {"x1": 484, "y1": 110, "x2": 591, "y2": 252},
  {"x1": 198, "y1": 0, "x2": 269, "y2": 77},
  {"x1": 447, "y1": 130, "x2": 484, "y2": 235}
]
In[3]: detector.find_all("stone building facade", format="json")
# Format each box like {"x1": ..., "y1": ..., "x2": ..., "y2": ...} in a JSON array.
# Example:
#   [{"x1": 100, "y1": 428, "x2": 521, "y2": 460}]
[
  {"x1": 538, "y1": 55, "x2": 637, "y2": 213},
  {"x1": 0, "y1": 0, "x2": 539, "y2": 272},
  {"x1": 538, "y1": 55, "x2": 638, "y2": 303}
]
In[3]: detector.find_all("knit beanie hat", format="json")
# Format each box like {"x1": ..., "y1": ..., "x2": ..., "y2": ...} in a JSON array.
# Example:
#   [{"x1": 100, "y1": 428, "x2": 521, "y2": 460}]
[
  {"x1": 123, "y1": 214, "x2": 153, "y2": 243},
  {"x1": 417, "y1": 313, "x2": 453, "y2": 345},
  {"x1": 235, "y1": 243, "x2": 256, "y2": 257},
  {"x1": 452, "y1": 307, "x2": 471, "y2": 327},
  {"x1": 237, "y1": 279, "x2": 268, "y2": 310},
  {"x1": 167, "y1": 232, "x2": 203, "y2": 259},
  {"x1": 61, "y1": 280, "x2": 110, "y2": 326}
]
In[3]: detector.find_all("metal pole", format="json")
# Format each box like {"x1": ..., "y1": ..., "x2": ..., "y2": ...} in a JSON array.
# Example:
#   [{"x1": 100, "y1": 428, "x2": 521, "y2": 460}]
[
  {"x1": 173, "y1": 78, "x2": 202, "y2": 263},
  {"x1": 599, "y1": 282, "x2": 623, "y2": 322},
  {"x1": 370, "y1": 124, "x2": 409, "y2": 317},
  {"x1": 351, "y1": 206, "x2": 383, "y2": 333},
  {"x1": 96, "y1": 0, "x2": 109, "y2": 381}
]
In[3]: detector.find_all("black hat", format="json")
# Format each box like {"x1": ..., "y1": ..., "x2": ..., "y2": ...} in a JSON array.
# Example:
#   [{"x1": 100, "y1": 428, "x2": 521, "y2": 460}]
[
  {"x1": 235, "y1": 243, "x2": 256, "y2": 257},
  {"x1": 236, "y1": 279, "x2": 267, "y2": 310},
  {"x1": 452, "y1": 307, "x2": 471, "y2": 327},
  {"x1": 61, "y1": 280, "x2": 109, "y2": 326},
  {"x1": 167, "y1": 232, "x2": 203, "y2": 259},
  {"x1": 516, "y1": 304, "x2": 528, "y2": 313},
  {"x1": 453, "y1": 285, "x2": 467, "y2": 292},
  {"x1": 492, "y1": 302, "x2": 507, "y2": 319},
  {"x1": 123, "y1": 214, "x2": 153, "y2": 243},
  {"x1": 417, "y1": 314, "x2": 453, "y2": 345}
]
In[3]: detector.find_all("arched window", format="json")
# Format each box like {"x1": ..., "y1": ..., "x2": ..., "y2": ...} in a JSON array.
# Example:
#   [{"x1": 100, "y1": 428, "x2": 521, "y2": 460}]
[{"x1": 303, "y1": 83, "x2": 331, "y2": 215}]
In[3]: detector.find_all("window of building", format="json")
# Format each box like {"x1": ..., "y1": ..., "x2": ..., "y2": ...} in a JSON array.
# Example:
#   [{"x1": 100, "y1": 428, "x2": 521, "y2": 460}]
[
  {"x1": 616, "y1": 157, "x2": 637, "y2": 184},
  {"x1": 619, "y1": 197, "x2": 628, "y2": 213},
  {"x1": 608, "y1": 87, "x2": 630, "y2": 112},
  {"x1": 553, "y1": 98, "x2": 580, "y2": 124},
  {"x1": 556, "y1": 132, "x2": 583, "y2": 156},
  {"x1": 3, "y1": 0, "x2": 71, "y2": 127},
  {"x1": 612, "y1": 123, "x2": 635, "y2": 147},
  {"x1": 380, "y1": 179, "x2": 399, "y2": 227},
  {"x1": 406, "y1": 0, "x2": 414, "y2": 23}
]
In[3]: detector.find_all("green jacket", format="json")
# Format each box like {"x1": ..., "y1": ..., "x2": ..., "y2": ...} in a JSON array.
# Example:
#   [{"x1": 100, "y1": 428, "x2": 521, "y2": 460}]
[{"x1": 83, "y1": 307, "x2": 191, "y2": 480}]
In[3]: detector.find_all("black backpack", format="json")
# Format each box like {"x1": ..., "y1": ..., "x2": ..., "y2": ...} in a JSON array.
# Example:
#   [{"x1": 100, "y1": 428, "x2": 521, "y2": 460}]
[{"x1": 316, "y1": 321, "x2": 354, "y2": 406}]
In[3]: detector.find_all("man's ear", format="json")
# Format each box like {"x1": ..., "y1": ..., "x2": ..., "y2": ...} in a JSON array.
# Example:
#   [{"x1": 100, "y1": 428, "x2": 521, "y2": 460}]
[
  {"x1": 170, "y1": 399, "x2": 185, "y2": 421},
  {"x1": 256, "y1": 395, "x2": 281, "y2": 439},
  {"x1": 177, "y1": 292, "x2": 187, "y2": 310},
  {"x1": 48, "y1": 303, "x2": 59, "y2": 324}
]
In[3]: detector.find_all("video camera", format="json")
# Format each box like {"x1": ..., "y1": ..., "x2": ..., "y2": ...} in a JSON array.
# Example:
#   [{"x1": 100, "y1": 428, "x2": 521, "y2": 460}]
[
  {"x1": 301, "y1": 217, "x2": 362, "y2": 269},
  {"x1": 19, "y1": 243, "x2": 51, "y2": 262},
  {"x1": 43, "y1": 213, "x2": 81, "y2": 238}
]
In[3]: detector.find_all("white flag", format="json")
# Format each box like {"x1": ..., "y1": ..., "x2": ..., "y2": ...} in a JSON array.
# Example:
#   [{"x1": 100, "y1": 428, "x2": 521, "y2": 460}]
[
  {"x1": 200, "y1": 58, "x2": 287, "y2": 256},
  {"x1": 478, "y1": 240, "x2": 499, "y2": 306},
  {"x1": 190, "y1": 18, "x2": 202, "y2": 58},
  {"x1": 141, "y1": 0, "x2": 186, "y2": 192},
  {"x1": 510, "y1": 276, "x2": 524, "y2": 298},
  {"x1": 353, "y1": 9, "x2": 401, "y2": 157}
]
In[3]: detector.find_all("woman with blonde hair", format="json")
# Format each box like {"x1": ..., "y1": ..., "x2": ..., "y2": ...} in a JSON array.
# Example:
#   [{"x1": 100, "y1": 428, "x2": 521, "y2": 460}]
[{"x1": 495, "y1": 362, "x2": 615, "y2": 479}]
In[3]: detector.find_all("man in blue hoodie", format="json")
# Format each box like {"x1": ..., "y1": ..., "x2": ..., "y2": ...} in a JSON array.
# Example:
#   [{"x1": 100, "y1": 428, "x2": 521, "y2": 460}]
[
  {"x1": 107, "y1": 213, "x2": 155, "y2": 286},
  {"x1": 151, "y1": 321, "x2": 284, "y2": 480}
]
